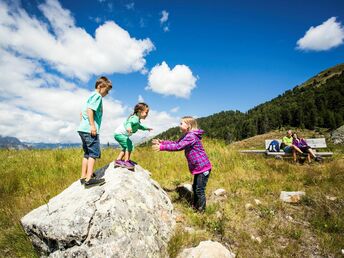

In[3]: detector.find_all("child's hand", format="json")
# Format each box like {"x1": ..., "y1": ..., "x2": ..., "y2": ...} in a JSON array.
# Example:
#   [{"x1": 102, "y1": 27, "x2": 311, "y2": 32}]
[
  {"x1": 152, "y1": 143, "x2": 160, "y2": 152},
  {"x1": 127, "y1": 128, "x2": 132, "y2": 135},
  {"x1": 90, "y1": 125, "x2": 97, "y2": 137}
]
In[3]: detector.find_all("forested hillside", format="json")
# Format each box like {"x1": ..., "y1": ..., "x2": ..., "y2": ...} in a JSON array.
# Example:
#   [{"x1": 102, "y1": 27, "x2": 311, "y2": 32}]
[{"x1": 157, "y1": 64, "x2": 344, "y2": 142}]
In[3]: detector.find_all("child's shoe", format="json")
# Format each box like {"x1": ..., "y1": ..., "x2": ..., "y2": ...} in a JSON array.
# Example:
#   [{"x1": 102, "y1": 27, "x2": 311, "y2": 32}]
[
  {"x1": 80, "y1": 174, "x2": 96, "y2": 184},
  {"x1": 128, "y1": 160, "x2": 137, "y2": 166},
  {"x1": 123, "y1": 161, "x2": 135, "y2": 170},
  {"x1": 84, "y1": 178, "x2": 105, "y2": 188},
  {"x1": 114, "y1": 160, "x2": 125, "y2": 168}
]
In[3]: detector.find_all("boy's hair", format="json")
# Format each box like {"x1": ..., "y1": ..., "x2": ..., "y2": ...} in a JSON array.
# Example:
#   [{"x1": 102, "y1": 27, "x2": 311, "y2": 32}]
[
  {"x1": 95, "y1": 76, "x2": 112, "y2": 89},
  {"x1": 131, "y1": 102, "x2": 149, "y2": 117},
  {"x1": 182, "y1": 116, "x2": 198, "y2": 131}
]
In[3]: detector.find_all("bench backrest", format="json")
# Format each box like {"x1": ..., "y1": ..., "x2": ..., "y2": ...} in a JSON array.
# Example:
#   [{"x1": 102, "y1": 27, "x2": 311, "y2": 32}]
[{"x1": 265, "y1": 138, "x2": 327, "y2": 149}]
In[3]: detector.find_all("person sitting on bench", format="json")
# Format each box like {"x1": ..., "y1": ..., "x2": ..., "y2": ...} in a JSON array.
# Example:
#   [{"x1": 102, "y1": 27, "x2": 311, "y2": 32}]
[
  {"x1": 292, "y1": 133, "x2": 321, "y2": 163},
  {"x1": 281, "y1": 130, "x2": 303, "y2": 162}
]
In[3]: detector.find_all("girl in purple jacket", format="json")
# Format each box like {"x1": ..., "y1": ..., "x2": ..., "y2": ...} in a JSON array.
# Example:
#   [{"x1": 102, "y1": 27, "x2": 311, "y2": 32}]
[{"x1": 152, "y1": 116, "x2": 212, "y2": 212}]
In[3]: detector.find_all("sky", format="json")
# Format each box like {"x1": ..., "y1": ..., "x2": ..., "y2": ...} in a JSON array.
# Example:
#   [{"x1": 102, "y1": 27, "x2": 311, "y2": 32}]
[{"x1": 0, "y1": 0, "x2": 343, "y2": 144}]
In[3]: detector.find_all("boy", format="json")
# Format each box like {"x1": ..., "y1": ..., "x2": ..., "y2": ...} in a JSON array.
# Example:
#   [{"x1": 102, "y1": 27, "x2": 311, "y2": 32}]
[{"x1": 77, "y1": 76, "x2": 112, "y2": 188}]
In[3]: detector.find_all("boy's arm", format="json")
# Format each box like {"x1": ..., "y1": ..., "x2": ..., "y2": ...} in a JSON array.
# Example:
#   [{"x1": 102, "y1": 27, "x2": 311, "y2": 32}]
[
  {"x1": 160, "y1": 134, "x2": 195, "y2": 151},
  {"x1": 87, "y1": 108, "x2": 97, "y2": 136}
]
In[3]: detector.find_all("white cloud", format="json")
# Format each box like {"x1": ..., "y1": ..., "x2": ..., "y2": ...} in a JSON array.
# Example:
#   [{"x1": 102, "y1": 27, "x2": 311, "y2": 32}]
[
  {"x1": 146, "y1": 61, "x2": 197, "y2": 98},
  {"x1": 297, "y1": 17, "x2": 344, "y2": 51},
  {"x1": 160, "y1": 10, "x2": 169, "y2": 24},
  {"x1": 126, "y1": 2, "x2": 135, "y2": 10},
  {"x1": 0, "y1": 1, "x2": 178, "y2": 144},
  {"x1": 0, "y1": 0, "x2": 154, "y2": 81},
  {"x1": 170, "y1": 106, "x2": 179, "y2": 113},
  {"x1": 138, "y1": 95, "x2": 145, "y2": 102},
  {"x1": 163, "y1": 26, "x2": 169, "y2": 32}
]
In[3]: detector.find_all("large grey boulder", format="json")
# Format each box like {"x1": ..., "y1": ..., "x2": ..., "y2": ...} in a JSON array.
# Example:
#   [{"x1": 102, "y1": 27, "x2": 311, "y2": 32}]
[
  {"x1": 331, "y1": 125, "x2": 344, "y2": 144},
  {"x1": 21, "y1": 163, "x2": 175, "y2": 257}
]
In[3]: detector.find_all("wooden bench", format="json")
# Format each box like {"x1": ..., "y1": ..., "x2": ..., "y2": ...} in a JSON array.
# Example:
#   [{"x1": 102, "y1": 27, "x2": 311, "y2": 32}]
[
  {"x1": 240, "y1": 138, "x2": 333, "y2": 157},
  {"x1": 265, "y1": 138, "x2": 333, "y2": 157}
]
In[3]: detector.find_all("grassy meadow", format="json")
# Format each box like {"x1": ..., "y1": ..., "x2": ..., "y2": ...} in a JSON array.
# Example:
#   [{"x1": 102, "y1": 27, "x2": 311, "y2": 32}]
[{"x1": 1, "y1": 130, "x2": 343, "y2": 257}]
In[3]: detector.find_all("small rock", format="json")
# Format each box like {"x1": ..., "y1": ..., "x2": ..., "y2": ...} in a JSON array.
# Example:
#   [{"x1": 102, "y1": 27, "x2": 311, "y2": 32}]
[
  {"x1": 280, "y1": 191, "x2": 305, "y2": 203},
  {"x1": 213, "y1": 188, "x2": 227, "y2": 196},
  {"x1": 177, "y1": 240, "x2": 235, "y2": 258},
  {"x1": 256, "y1": 236, "x2": 262, "y2": 244},
  {"x1": 286, "y1": 215, "x2": 293, "y2": 221},
  {"x1": 341, "y1": 249, "x2": 344, "y2": 255},
  {"x1": 215, "y1": 211, "x2": 222, "y2": 219},
  {"x1": 250, "y1": 235, "x2": 262, "y2": 244},
  {"x1": 254, "y1": 199, "x2": 262, "y2": 205},
  {"x1": 326, "y1": 196, "x2": 337, "y2": 201},
  {"x1": 245, "y1": 203, "x2": 253, "y2": 210}
]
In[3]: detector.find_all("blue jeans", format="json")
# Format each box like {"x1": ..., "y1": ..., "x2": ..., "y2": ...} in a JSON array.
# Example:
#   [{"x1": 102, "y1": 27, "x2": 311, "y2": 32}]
[
  {"x1": 192, "y1": 170, "x2": 210, "y2": 212},
  {"x1": 78, "y1": 132, "x2": 101, "y2": 159}
]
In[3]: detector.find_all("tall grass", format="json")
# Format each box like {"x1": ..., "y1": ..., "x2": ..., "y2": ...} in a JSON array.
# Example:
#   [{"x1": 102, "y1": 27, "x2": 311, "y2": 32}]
[{"x1": 0, "y1": 138, "x2": 343, "y2": 257}]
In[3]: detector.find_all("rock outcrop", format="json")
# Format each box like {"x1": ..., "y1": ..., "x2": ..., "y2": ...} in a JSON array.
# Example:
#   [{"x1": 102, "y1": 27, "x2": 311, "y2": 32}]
[
  {"x1": 21, "y1": 163, "x2": 175, "y2": 257},
  {"x1": 331, "y1": 125, "x2": 344, "y2": 144},
  {"x1": 177, "y1": 240, "x2": 235, "y2": 258}
]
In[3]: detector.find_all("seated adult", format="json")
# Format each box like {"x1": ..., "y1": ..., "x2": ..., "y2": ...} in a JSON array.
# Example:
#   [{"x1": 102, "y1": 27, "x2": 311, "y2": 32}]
[
  {"x1": 281, "y1": 130, "x2": 303, "y2": 162},
  {"x1": 292, "y1": 133, "x2": 321, "y2": 163}
]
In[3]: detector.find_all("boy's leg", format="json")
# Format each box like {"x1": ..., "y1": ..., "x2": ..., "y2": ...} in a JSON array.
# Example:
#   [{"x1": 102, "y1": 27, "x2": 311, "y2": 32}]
[
  {"x1": 81, "y1": 158, "x2": 88, "y2": 178},
  {"x1": 86, "y1": 157, "x2": 96, "y2": 180}
]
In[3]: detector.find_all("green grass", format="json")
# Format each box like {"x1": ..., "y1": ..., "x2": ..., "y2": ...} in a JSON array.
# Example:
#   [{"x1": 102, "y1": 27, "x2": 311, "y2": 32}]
[{"x1": 0, "y1": 138, "x2": 343, "y2": 257}]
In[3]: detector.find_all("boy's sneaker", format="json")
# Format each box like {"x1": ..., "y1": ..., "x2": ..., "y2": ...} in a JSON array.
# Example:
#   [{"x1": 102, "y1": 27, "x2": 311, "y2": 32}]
[
  {"x1": 84, "y1": 178, "x2": 105, "y2": 188},
  {"x1": 80, "y1": 174, "x2": 96, "y2": 184}
]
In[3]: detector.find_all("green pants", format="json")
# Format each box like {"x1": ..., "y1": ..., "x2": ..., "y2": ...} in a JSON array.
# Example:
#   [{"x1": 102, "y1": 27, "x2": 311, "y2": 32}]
[{"x1": 114, "y1": 134, "x2": 134, "y2": 152}]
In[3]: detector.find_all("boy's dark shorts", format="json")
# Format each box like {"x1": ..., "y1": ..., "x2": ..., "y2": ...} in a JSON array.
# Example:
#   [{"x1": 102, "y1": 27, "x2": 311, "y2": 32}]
[{"x1": 78, "y1": 131, "x2": 101, "y2": 159}]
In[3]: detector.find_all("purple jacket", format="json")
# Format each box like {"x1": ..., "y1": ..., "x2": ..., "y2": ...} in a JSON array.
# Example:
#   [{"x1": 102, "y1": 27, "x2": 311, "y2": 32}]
[
  {"x1": 160, "y1": 130, "x2": 212, "y2": 175},
  {"x1": 292, "y1": 138, "x2": 308, "y2": 148}
]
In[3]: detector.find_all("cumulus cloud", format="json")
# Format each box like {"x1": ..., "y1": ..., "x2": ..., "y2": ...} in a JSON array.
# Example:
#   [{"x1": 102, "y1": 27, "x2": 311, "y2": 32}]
[
  {"x1": 297, "y1": 17, "x2": 344, "y2": 51},
  {"x1": 160, "y1": 10, "x2": 169, "y2": 24},
  {"x1": 146, "y1": 62, "x2": 197, "y2": 98},
  {"x1": 0, "y1": 0, "x2": 154, "y2": 81},
  {"x1": 0, "y1": 1, "x2": 178, "y2": 143}
]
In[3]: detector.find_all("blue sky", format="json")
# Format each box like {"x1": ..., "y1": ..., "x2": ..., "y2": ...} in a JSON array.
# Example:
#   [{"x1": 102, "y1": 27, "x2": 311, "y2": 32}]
[{"x1": 0, "y1": 0, "x2": 343, "y2": 143}]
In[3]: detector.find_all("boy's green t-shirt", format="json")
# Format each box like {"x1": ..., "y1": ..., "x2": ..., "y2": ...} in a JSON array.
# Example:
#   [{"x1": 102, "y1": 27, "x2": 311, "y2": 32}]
[
  {"x1": 77, "y1": 91, "x2": 103, "y2": 134},
  {"x1": 282, "y1": 136, "x2": 292, "y2": 145}
]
